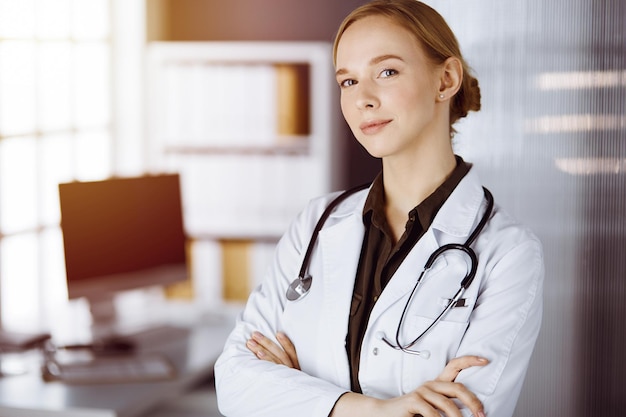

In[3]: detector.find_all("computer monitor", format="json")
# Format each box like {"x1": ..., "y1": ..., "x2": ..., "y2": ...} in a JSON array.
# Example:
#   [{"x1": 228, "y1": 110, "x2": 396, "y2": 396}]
[{"x1": 58, "y1": 173, "x2": 188, "y2": 329}]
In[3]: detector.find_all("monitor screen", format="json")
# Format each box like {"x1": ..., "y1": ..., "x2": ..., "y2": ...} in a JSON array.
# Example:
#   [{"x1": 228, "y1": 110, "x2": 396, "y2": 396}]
[{"x1": 58, "y1": 174, "x2": 188, "y2": 303}]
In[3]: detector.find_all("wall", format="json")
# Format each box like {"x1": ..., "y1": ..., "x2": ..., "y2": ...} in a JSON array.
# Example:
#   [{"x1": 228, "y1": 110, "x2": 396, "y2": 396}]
[{"x1": 425, "y1": 1, "x2": 625, "y2": 415}]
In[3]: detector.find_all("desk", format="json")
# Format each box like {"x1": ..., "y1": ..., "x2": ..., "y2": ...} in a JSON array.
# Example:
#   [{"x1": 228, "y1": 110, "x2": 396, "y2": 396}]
[{"x1": 0, "y1": 317, "x2": 235, "y2": 417}]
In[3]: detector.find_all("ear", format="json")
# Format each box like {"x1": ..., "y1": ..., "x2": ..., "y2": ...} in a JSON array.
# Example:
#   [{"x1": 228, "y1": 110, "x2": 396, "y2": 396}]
[{"x1": 437, "y1": 57, "x2": 463, "y2": 101}]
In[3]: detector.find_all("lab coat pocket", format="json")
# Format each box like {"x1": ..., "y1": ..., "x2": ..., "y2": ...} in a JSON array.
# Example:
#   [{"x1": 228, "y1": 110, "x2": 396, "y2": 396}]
[
  {"x1": 398, "y1": 260, "x2": 477, "y2": 392},
  {"x1": 410, "y1": 255, "x2": 477, "y2": 324},
  {"x1": 400, "y1": 315, "x2": 469, "y2": 393}
]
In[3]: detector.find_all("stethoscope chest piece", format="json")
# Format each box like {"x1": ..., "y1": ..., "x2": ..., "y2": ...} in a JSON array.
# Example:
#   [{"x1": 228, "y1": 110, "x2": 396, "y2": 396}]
[
  {"x1": 286, "y1": 275, "x2": 312, "y2": 301},
  {"x1": 287, "y1": 183, "x2": 371, "y2": 303}
]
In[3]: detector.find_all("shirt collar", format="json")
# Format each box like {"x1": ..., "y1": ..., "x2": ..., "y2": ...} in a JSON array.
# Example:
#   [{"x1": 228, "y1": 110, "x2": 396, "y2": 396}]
[
  {"x1": 362, "y1": 172, "x2": 385, "y2": 228},
  {"x1": 362, "y1": 155, "x2": 471, "y2": 232}
]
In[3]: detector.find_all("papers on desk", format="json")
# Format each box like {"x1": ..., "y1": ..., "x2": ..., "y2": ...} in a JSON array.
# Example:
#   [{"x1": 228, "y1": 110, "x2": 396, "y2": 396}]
[
  {"x1": 0, "y1": 329, "x2": 51, "y2": 351},
  {"x1": 42, "y1": 352, "x2": 176, "y2": 385}
]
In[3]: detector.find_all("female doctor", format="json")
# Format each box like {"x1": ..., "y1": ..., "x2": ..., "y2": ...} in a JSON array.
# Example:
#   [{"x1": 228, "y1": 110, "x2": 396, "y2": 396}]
[{"x1": 214, "y1": 1, "x2": 544, "y2": 416}]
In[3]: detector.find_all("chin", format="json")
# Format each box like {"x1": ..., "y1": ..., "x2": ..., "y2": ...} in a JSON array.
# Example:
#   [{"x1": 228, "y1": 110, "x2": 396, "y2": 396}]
[
  {"x1": 364, "y1": 149, "x2": 387, "y2": 159},
  {"x1": 355, "y1": 141, "x2": 378, "y2": 157},
  {"x1": 356, "y1": 139, "x2": 395, "y2": 159},
  {"x1": 354, "y1": 136, "x2": 383, "y2": 158}
]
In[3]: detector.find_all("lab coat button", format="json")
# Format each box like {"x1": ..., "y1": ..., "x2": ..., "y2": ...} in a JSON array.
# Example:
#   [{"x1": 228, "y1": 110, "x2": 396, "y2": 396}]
[{"x1": 373, "y1": 347, "x2": 379, "y2": 356}]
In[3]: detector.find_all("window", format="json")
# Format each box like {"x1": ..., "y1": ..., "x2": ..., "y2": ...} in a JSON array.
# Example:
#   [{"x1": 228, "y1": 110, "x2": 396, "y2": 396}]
[{"x1": 0, "y1": 0, "x2": 113, "y2": 330}]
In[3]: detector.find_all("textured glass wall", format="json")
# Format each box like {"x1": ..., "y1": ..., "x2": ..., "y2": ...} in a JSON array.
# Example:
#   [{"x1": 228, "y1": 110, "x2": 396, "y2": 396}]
[{"x1": 423, "y1": 0, "x2": 625, "y2": 415}]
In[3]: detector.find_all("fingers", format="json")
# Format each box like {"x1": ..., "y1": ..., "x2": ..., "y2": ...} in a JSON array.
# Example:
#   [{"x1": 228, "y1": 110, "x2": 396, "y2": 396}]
[
  {"x1": 246, "y1": 332, "x2": 292, "y2": 366},
  {"x1": 436, "y1": 355, "x2": 489, "y2": 382},
  {"x1": 408, "y1": 390, "x2": 458, "y2": 417},
  {"x1": 276, "y1": 332, "x2": 300, "y2": 370},
  {"x1": 417, "y1": 380, "x2": 485, "y2": 417},
  {"x1": 246, "y1": 331, "x2": 299, "y2": 369}
]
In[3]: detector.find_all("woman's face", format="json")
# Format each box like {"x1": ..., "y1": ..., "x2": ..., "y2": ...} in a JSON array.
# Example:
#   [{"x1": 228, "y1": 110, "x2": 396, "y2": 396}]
[{"x1": 335, "y1": 15, "x2": 442, "y2": 160}]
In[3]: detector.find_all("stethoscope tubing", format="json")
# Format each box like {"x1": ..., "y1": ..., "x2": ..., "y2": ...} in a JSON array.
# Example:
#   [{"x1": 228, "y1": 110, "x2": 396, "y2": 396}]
[
  {"x1": 297, "y1": 183, "x2": 371, "y2": 280},
  {"x1": 286, "y1": 183, "x2": 370, "y2": 302},
  {"x1": 288, "y1": 184, "x2": 494, "y2": 356},
  {"x1": 383, "y1": 187, "x2": 494, "y2": 354}
]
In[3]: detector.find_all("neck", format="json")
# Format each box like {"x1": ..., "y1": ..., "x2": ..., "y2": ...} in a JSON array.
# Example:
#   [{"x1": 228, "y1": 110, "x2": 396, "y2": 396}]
[{"x1": 382, "y1": 143, "x2": 456, "y2": 216}]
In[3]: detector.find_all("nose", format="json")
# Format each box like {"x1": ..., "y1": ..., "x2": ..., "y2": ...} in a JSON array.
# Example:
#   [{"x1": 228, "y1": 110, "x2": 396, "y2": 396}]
[{"x1": 355, "y1": 81, "x2": 379, "y2": 110}]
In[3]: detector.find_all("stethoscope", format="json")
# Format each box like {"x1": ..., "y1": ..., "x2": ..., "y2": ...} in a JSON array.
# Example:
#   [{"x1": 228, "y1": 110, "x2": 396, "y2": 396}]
[
  {"x1": 286, "y1": 183, "x2": 494, "y2": 357},
  {"x1": 286, "y1": 182, "x2": 370, "y2": 301}
]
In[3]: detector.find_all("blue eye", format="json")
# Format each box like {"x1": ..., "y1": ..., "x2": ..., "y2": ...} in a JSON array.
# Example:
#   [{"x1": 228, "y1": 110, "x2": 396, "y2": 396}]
[
  {"x1": 340, "y1": 79, "x2": 356, "y2": 88},
  {"x1": 380, "y1": 69, "x2": 398, "y2": 78}
]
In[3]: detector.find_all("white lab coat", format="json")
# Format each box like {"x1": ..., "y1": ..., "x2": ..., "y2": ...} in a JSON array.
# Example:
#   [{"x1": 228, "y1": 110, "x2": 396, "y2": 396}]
[{"x1": 214, "y1": 167, "x2": 544, "y2": 417}]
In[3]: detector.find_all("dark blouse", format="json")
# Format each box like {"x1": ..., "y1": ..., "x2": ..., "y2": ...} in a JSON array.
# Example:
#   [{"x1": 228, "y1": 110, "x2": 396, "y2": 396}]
[{"x1": 346, "y1": 156, "x2": 470, "y2": 392}]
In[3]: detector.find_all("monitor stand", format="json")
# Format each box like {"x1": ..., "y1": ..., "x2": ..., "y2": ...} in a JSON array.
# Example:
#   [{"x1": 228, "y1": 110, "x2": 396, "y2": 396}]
[
  {"x1": 84, "y1": 294, "x2": 190, "y2": 351},
  {"x1": 87, "y1": 294, "x2": 119, "y2": 339}
]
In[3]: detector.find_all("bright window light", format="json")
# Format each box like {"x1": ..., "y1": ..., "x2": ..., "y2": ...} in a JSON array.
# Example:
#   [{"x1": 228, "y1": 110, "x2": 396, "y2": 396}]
[
  {"x1": 0, "y1": 136, "x2": 38, "y2": 233},
  {"x1": 35, "y1": 0, "x2": 71, "y2": 39},
  {"x1": 38, "y1": 42, "x2": 72, "y2": 131},
  {"x1": 526, "y1": 114, "x2": 625, "y2": 134},
  {"x1": 0, "y1": 41, "x2": 36, "y2": 136},
  {"x1": 40, "y1": 133, "x2": 73, "y2": 226},
  {"x1": 0, "y1": 0, "x2": 35, "y2": 38},
  {"x1": 75, "y1": 130, "x2": 112, "y2": 181},
  {"x1": 72, "y1": 0, "x2": 110, "y2": 39},
  {"x1": 74, "y1": 43, "x2": 111, "y2": 128},
  {"x1": 536, "y1": 70, "x2": 626, "y2": 90},
  {"x1": 0, "y1": 0, "x2": 113, "y2": 330},
  {"x1": 0, "y1": 233, "x2": 40, "y2": 329},
  {"x1": 555, "y1": 158, "x2": 626, "y2": 175}
]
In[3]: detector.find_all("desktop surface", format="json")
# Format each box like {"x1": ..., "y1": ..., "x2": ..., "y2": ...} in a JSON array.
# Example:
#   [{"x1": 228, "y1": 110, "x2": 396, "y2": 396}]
[{"x1": 0, "y1": 313, "x2": 236, "y2": 417}]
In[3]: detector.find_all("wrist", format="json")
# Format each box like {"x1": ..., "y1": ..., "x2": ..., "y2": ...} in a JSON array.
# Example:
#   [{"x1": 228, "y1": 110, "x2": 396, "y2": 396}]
[{"x1": 330, "y1": 392, "x2": 380, "y2": 417}]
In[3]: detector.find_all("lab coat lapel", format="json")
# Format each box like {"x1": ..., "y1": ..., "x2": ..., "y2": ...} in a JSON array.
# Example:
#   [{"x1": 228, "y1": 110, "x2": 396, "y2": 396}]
[
  {"x1": 368, "y1": 168, "x2": 485, "y2": 323},
  {"x1": 317, "y1": 209, "x2": 365, "y2": 386},
  {"x1": 369, "y1": 229, "x2": 441, "y2": 321}
]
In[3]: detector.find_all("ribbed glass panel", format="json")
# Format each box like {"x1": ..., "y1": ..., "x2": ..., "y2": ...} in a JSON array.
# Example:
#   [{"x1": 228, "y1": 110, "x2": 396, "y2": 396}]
[{"x1": 425, "y1": 0, "x2": 625, "y2": 415}]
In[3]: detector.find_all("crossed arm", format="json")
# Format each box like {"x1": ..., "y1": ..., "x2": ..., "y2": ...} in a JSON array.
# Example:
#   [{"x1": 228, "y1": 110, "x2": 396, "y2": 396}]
[{"x1": 247, "y1": 331, "x2": 488, "y2": 417}]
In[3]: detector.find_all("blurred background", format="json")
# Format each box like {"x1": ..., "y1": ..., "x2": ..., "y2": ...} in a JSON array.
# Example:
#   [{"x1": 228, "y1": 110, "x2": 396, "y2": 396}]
[{"x1": 0, "y1": 0, "x2": 624, "y2": 416}]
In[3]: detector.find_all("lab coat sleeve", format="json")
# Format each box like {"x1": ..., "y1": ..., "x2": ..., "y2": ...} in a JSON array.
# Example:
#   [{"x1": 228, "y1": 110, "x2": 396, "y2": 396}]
[
  {"x1": 454, "y1": 227, "x2": 545, "y2": 417},
  {"x1": 214, "y1": 196, "x2": 349, "y2": 417}
]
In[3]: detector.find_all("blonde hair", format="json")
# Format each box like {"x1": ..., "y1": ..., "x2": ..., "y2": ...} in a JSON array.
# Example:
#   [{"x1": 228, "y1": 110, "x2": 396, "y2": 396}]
[{"x1": 333, "y1": 0, "x2": 480, "y2": 136}]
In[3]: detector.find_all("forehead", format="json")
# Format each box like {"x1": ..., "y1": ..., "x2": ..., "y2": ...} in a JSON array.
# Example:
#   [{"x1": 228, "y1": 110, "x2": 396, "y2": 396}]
[{"x1": 336, "y1": 15, "x2": 423, "y2": 66}]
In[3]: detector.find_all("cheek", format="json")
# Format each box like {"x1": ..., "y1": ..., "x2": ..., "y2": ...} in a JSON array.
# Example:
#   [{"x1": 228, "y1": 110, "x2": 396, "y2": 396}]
[
  {"x1": 340, "y1": 96, "x2": 356, "y2": 127},
  {"x1": 340, "y1": 98, "x2": 367, "y2": 147},
  {"x1": 390, "y1": 87, "x2": 419, "y2": 110},
  {"x1": 396, "y1": 89, "x2": 434, "y2": 121}
]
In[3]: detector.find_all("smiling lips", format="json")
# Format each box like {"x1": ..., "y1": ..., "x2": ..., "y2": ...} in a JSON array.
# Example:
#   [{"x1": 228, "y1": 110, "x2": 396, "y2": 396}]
[{"x1": 360, "y1": 119, "x2": 392, "y2": 135}]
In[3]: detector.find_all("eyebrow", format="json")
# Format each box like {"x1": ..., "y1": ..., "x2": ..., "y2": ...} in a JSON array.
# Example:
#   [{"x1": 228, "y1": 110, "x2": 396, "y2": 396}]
[{"x1": 335, "y1": 54, "x2": 405, "y2": 77}]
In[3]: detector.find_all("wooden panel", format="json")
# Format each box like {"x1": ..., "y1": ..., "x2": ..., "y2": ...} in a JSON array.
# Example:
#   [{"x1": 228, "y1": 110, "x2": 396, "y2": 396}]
[{"x1": 221, "y1": 239, "x2": 252, "y2": 302}]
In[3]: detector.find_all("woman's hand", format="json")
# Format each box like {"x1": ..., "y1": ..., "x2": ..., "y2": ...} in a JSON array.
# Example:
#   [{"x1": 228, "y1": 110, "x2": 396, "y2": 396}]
[
  {"x1": 333, "y1": 356, "x2": 489, "y2": 417},
  {"x1": 246, "y1": 331, "x2": 300, "y2": 370},
  {"x1": 436, "y1": 355, "x2": 489, "y2": 382},
  {"x1": 333, "y1": 382, "x2": 485, "y2": 417},
  {"x1": 246, "y1": 331, "x2": 487, "y2": 416}
]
